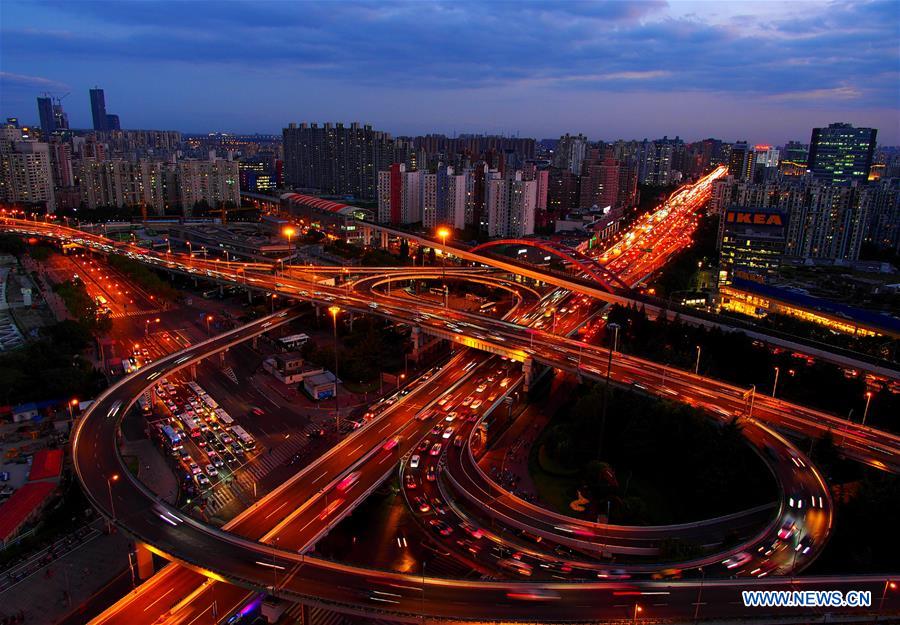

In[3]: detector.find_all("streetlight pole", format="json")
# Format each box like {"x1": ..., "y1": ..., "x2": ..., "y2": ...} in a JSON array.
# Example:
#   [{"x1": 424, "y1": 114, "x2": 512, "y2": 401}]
[
  {"x1": 772, "y1": 366, "x2": 780, "y2": 398},
  {"x1": 329, "y1": 306, "x2": 341, "y2": 432},
  {"x1": 599, "y1": 323, "x2": 620, "y2": 459},
  {"x1": 693, "y1": 567, "x2": 705, "y2": 623},
  {"x1": 106, "y1": 474, "x2": 119, "y2": 533},
  {"x1": 632, "y1": 603, "x2": 642, "y2": 624},
  {"x1": 694, "y1": 345, "x2": 701, "y2": 375},
  {"x1": 862, "y1": 391, "x2": 873, "y2": 426}
]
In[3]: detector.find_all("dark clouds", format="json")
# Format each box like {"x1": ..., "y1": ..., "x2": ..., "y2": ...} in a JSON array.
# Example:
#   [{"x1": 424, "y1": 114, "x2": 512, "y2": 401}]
[{"x1": 1, "y1": 1, "x2": 897, "y2": 142}]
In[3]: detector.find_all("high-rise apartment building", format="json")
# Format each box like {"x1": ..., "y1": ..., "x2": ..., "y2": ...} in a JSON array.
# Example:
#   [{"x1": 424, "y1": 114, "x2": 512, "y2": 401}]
[
  {"x1": 75, "y1": 158, "x2": 167, "y2": 214},
  {"x1": 177, "y1": 158, "x2": 240, "y2": 212},
  {"x1": 712, "y1": 175, "x2": 873, "y2": 262},
  {"x1": 0, "y1": 126, "x2": 56, "y2": 212},
  {"x1": 727, "y1": 142, "x2": 756, "y2": 180},
  {"x1": 282, "y1": 122, "x2": 391, "y2": 199},
  {"x1": 486, "y1": 171, "x2": 537, "y2": 238},
  {"x1": 859, "y1": 179, "x2": 900, "y2": 253},
  {"x1": 90, "y1": 88, "x2": 109, "y2": 131},
  {"x1": 579, "y1": 151, "x2": 620, "y2": 210},
  {"x1": 807, "y1": 122, "x2": 877, "y2": 185},
  {"x1": 636, "y1": 140, "x2": 674, "y2": 186},
  {"x1": 553, "y1": 133, "x2": 588, "y2": 175}
]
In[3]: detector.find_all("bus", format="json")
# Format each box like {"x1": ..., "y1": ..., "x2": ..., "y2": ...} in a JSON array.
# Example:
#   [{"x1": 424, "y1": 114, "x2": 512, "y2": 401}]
[
  {"x1": 214, "y1": 408, "x2": 234, "y2": 426},
  {"x1": 94, "y1": 295, "x2": 108, "y2": 306},
  {"x1": 279, "y1": 334, "x2": 310, "y2": 350},
  {"x1": 230, "y1": 425, "x2": 256, "y2": 450},
  {"x1": 137, "y1": 394, "x2": 152, "y2": 415},
  {"x1": 180, "y1": 414, "x2": 201, "y2": 438},
  {"x1": 161, "y1": 425, "x2": 183, "y2": 450}
]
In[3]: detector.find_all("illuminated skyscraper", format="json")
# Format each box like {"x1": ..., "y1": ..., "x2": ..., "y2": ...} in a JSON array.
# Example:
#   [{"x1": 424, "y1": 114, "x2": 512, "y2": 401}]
[{"x1": 807, "y1": 122, "x2": 877, "y2": 185}]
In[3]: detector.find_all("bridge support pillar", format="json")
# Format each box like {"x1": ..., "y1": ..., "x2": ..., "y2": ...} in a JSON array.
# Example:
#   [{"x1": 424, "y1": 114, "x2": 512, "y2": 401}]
[
  {"x1": 134, "y1": 542, "x2": 155, "y2": 580},
  {"x1": 298, "y1": 603, "x2": 310, "y2": 624},
  {"x1": 251, "y1": 336, "x2": 258, "y2": 350},
  {"x1": 380, "y1": 230, "x2": 388, "y2": 248},
  {"x1": 247, "y1": 290, "x2": 253, "y2": 304},
  {"x1": 411, "y1": 326, "x2": 422, "y2": 362},
  {"x1": 219, "y1": 285, "x2": 224, "y2": 296},
  {"x1": 522, "y1": 357, "x2": 534, "y2": 392},
  {"x1": 189, "y1": 363, "x2": 197, "y2": 380},
  {"x1": 362, "y1": 226, "x2": 372, "y2": 247},
  {"x1": 218, "y1": 350, "x2": 226, "y2": 366}
]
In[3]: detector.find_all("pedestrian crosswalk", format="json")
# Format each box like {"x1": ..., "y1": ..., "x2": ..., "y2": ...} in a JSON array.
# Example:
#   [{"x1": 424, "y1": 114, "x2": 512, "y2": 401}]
[
  {"x1": 203, "y1": 421, "x2": 326, "y2": 515},
  {"x1": 281, "y1": 602, "x2": 353, "y2": 625},
  {"x1": 221, "y1": 366, "x2": 238, "y2": 384},
  {"x1": 109, "y1": 307, "x2": 163, "y2": 319}
]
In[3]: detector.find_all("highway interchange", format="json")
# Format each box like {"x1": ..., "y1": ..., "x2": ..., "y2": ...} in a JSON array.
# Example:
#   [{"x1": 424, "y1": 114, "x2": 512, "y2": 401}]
[{"x1": 3, "y1": 175, "x2": 899, "y2": 623}]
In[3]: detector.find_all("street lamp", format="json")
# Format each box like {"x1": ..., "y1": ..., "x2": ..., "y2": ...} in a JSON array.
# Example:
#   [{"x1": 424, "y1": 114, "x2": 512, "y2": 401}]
[
  {"x1": 862, "y1": 391, "x2": 873, "y2": 426},
  {"x1": 283, "y1": 226, "x2": 296, "y2": 245},
  {"x1": 632, "y1": 603, "x2": 642, "y2": 624},
  {"x1": 436, "y1": 227, "x2": 450, "y2": 280},
  {"x1": 206, "y1": 315, "x2": 213, "y2": 336},
  {"x1": 106, "y1": 474, "x2": 119, "y2": 532},
  {"x1": 67, "y1": 398, "x2": 78, "y2": 421},
  {"x1": 694, "y1": 345, "x2": 701, "y2": 375},
  {"x1": 329, "y1": 306, "x2": 341, "y2": 431},
  {"x1": 772, "y1": 366, "x2": 780, "y2": 398}
]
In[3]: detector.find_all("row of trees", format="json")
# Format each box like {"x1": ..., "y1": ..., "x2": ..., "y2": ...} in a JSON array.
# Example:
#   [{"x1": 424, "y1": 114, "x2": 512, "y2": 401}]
[
  {"x1": 604, "y1": 304, "x2": 898, "y2": 432},
  {"x1": 0, "y1": 320, "x2": 106, "y2": 406},
  {"x1": 105, "y1": 254, "x2": 179, "y2": 301},
  {"x1": 300, "y1": 315, "x2": 407, "y2": 386}
]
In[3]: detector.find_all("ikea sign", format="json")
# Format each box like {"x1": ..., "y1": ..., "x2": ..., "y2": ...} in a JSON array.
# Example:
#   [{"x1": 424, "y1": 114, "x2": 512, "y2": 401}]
[{"x1": 725, "y1": 210, "x2": 785, "y2": 227}]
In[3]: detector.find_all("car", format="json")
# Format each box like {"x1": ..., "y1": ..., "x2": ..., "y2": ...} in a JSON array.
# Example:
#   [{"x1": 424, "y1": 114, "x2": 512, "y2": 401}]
[
  {"x1": 795, "y1": 536, "x2": 814, "y2": 555},
  {"x1": 413, "y1": 496, "x2": 431, "y2": 513},
  {"x1": 442, "y1": 427, "x2": 454, "y2": 439},
  {"x1": 777, "y1": 520, "x2": 796, "y2": 540},
  {"x1": 444, "y1": 412, "x2": 457, "y2": 423},
  {"x1": 382, "y1": 436, "x2": 401, "y2": 452},
  {"x1": 318, "y1": 498, "x2": 344, "y2": 521},
  {"x1": 470, "y1": 400, "x2": 482, "y2": 410},
  {"x1": 475, "y1": 384, "x2": 487, "y2": 393},
  {"x1": 197, "y1": 438, "x2": 206, "y2": 448},
  {"x1": 214, "y1": 442, "x2": 226, "y2": 454},
  {"x1": 251, "y1": 407, "x2": 265, "y2": 416},
  {"x1": 308, "y1": 428, "x2": 326, "y2": 438},
  {"x1": 221, "y1": 434, "x2": 233, "y2": 444},
  {"x1": 453, "y1": 435, "x2": 465, "y2": 448},
  {"x1": 196, "y1": 473, "x2": 210, "y2": 487},
  {"x1": 426, "y1": 466, "x2": 436, "y2": 482},
  {"x1": 231, "y1": 444, "x2": 245, "y2": 457},
  {"x1": 437, "y1": 397, "x2": 450, "y2": 407},
  {"x1": 596, "y1": 569, "x2": 631, "y2": 580},
  {"x1": 431, "y1": 497, "x2": 448, "y2": 515},
  {"x1": 189, "y1": 462, "x2": 201, "y2": 475},
  {"x1": 335, "y1": 471, "x2": 361, "y2": 492},
  {"x1": 417, "y1": 439, "x2": 430, "y2": 453},
  {"x1": 723, "y1": 552, "x2": 752, "y2": 569},
  {"x1": 205, "y1": 464, "x2": 218, "y2": 477},
  {"x1": 461, "y1": 396, "x2": 474, "y2": 407},
  {"x1": 429, "y1": 519, "x2": 453, "y2": 536},
  {"x1": 430, "y1": 425, "x2": 443, "y2": 435},
  {"x1": 410, "y1": 454, "x2": 420, "y2": 469},
  {"x1": 212, "y1": 456, "x2": 225, "y2": 468},
  {"x1": 429, "y1": 442, "x2": 443, "y2": 456},
  {"x1": 460, "y1": 522, "x2": 483, "y2": 539},
  {"x1": 224, "y1": 452, "x2": 239, "y2": 465},
  {"x1": 404, "y1": 474, "x2": 417, "y2": 489}
]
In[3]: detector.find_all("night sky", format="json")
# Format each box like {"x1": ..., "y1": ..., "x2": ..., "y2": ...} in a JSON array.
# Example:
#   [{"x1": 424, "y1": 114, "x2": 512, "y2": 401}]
[{"x1": 1, "y1": 0, "x2": 898, "y2": 144}]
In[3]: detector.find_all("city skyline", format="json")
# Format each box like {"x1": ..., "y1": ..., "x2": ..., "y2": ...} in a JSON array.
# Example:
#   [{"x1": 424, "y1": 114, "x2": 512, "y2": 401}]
[{"x1": 1, "y1": 0, "x2": 898, "y2": 143}]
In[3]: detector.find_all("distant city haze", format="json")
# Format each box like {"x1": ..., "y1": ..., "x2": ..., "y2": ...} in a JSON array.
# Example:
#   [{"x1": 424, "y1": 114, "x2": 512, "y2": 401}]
[{"x1": 0, "y1": 0, "x2": 897, "y2": 143}]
